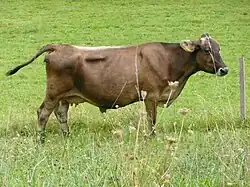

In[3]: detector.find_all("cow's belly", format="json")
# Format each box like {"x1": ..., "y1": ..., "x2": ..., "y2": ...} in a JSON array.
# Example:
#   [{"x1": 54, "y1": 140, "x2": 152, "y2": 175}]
[
  {"x1": 63, "y1": 96, "x2": 85, "y2": 105},
  {"x1": 79, "y1": 80, "x2": 140, "y2": 108},
  {"x1": 81, "y1": 91, "x2": 139, "y2": 108},
  {"x1": 61, "y1": 87, "x2": 138, "y2": 109},
  {"x1": 61, "y1": 89, "x2": 98, "y2": 106}
]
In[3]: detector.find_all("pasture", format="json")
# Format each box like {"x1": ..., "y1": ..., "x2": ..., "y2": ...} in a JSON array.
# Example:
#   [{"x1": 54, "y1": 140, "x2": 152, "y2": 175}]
[{"x1": 1, "y1": 0, "x2": 250, "y2": 186}]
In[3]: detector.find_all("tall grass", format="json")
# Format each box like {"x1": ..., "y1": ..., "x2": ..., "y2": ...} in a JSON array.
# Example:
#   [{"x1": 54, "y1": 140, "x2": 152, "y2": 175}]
[{"x1": 1, "y1": 0, "x2": 250, "y2": 186}]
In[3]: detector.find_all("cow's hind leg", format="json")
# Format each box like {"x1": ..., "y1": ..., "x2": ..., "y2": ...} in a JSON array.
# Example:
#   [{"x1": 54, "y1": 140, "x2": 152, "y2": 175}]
[
  {"x1": 37, "y1": 99, "x2": 58, "y2": 143},
  {"x1": 144, "y1": 100, "x2": 157, "y2": 136},
  {"x1": 54, "y1": 100, "x2": 70, "y2": 137}
]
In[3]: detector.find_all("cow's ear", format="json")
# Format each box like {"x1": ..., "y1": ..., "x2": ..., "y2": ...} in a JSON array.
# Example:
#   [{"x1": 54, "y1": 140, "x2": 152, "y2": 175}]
[{"x1": 180, "y1": 40, "x2": 196, "y2": 52}]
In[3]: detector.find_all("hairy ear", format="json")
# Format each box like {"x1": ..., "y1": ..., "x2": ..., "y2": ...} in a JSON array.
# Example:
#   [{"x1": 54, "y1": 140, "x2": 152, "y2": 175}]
[
  {"x1": 201, "y1": 32, "x2": 210, "y2": 38},
  {"x1": 180, "y1": 40, "x2": 196, "y2": 52},
  {"x1": 200, "y1": 35, "x2": 211, "y2": 51}
]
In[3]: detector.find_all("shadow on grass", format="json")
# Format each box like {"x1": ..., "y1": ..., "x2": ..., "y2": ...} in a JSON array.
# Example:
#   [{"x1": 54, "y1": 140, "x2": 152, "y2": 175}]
[
  {"x1": 0, "y1": 108, "x2": 138, "y2": 139},
  {"x1": 1, "y1": 105, "x2": 249, "y2": 141}
]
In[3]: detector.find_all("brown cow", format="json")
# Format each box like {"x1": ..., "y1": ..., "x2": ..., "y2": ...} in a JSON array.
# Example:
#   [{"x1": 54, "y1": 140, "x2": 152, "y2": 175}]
[{"x1": 6, "y1": 33, "x2": 229, "y2": 143}]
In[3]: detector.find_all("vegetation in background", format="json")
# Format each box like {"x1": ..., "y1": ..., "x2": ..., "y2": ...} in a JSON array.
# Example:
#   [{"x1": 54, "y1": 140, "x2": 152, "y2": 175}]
[{"x1": 1, "y1": 0, "x2": 250, "y2": 186}]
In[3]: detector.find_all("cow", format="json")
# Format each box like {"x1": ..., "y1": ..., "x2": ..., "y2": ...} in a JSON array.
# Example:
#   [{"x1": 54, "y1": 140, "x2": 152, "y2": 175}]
[{"x1": 6, "y1": 33, "x2": 229, "y2": 143}]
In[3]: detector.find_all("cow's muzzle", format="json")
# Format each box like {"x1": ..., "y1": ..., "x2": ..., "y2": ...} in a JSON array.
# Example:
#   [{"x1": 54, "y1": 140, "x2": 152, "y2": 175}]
[{"x1": 216, "y1": 67, "x2": 229, "y2": 76}]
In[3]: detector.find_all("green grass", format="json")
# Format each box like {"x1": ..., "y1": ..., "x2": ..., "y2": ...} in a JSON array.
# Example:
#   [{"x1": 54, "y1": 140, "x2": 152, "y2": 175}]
[{"x1": 1, "y1": 0, "x2": 250, "y2": 186}]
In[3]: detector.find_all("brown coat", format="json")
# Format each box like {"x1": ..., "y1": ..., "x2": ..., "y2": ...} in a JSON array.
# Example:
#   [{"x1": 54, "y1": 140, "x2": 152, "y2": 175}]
[{"x1": 6, "y1": 33, "x2": 229, "y2": 143}]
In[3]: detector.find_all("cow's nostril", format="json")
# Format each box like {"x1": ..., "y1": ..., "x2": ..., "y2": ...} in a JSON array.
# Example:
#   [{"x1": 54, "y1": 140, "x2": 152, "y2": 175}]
[
  {"x1": 220, "y1": 69, "x2": 225, "y2": 73},
  {"x1": 221, "y1": 67, "x2": 229, "y2": 74},
  {"x1": 218, "y1": 67, "x2": 229, "y2": 76}
]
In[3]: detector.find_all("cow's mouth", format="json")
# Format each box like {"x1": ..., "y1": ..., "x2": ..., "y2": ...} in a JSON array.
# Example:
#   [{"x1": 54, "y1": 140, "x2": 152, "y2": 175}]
[{"x1": 216, "y1": 67, "x2": 229, "y2": 76}]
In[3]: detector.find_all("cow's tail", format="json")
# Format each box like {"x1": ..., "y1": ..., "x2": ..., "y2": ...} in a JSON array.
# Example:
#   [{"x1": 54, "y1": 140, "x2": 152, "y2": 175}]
[{"x1": 6, "y1": 44, "x2": 57, "y2": 76}]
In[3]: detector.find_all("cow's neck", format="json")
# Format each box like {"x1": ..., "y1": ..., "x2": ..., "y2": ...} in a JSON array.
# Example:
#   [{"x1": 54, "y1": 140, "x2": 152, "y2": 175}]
[
  {"x1": 158, "y1": 44, "x2": 198, "y2": 106},
  {"x1": 166, "y1": 44, "x2": 197, "y2": 84}
]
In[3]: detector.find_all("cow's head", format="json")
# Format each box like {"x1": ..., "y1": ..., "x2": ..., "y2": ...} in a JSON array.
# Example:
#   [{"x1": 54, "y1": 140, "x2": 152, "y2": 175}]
[{"x1": 180, "y1": 33, "x2": 229, "y2": 76}]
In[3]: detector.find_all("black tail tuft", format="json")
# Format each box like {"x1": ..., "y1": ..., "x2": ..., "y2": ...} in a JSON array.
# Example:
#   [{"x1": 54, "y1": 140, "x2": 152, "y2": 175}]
[
  {"x1": 5, "y1": 44, "x2": 56, "y2": 77},
  {"x1": 6, "y1": 65, "x2": 23, "y2": 76}
]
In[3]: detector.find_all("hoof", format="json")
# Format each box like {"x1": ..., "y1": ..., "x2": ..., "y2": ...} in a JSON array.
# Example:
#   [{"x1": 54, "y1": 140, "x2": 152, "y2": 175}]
[
  {"x1": 36, "y1": 136, "x2": 45, "y2": 144},
  {"x1": 149, "y1": 130, "x2": 156, "y2": 137},
  {"x1": 37, "y1": 130, "x2": 46, "y2": 144},
  {"x1": 62, "y1": 131, "x2": 70, "y2": 137}
]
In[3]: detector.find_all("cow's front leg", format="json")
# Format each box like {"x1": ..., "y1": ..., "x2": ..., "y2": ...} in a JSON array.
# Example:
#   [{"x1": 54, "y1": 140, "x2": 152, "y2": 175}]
[
  {"x1": 54, "y1": 100, "x2": 70, "y2": 137},
  {"x1": 37, "y1": 99, "x2": 58, "y2": 144},
  {"x1": 144, "y1": 100, "x2": 157, "y2": 135}
]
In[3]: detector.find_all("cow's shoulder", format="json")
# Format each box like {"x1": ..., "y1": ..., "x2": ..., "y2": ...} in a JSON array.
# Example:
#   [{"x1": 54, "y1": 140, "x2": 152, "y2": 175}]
[{"x1": 140, "y1": 42, "x2": 166, "y2": 56}]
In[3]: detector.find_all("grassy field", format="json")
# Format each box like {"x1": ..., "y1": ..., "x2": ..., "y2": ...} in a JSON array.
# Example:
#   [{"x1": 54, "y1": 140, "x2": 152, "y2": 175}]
[{"x1": 1, "y1": 0, "x2": 250, "y2": 186}]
